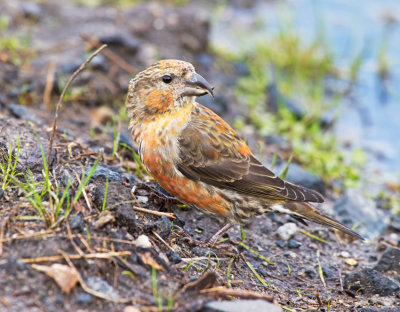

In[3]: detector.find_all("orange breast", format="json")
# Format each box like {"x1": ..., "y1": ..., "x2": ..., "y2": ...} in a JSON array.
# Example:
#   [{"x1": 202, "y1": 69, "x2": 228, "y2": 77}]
[{"x1": 142, "y1": 148, "x2": 230, "y2": 217}]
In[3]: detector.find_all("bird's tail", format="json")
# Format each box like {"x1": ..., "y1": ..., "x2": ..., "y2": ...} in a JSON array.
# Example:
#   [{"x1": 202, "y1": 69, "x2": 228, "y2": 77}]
[{"x1": 281, "y1": 201, "x2": 364, "y2": 240}]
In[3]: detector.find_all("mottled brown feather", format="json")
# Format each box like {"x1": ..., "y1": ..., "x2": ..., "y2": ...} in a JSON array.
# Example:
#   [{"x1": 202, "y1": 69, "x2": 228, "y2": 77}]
[{"x1": 177, "y1": 104, "x2": 324, "y2": 203}]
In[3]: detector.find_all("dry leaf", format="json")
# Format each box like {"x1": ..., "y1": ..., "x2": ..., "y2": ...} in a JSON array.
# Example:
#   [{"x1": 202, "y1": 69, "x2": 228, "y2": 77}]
[{"x1": 32, "y1": 263, "x2": 79, "y2": 294}]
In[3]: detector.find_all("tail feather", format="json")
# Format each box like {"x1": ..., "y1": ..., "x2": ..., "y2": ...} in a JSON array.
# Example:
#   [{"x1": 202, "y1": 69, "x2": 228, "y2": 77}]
[{"x1": 282, "y1": 202, "x2": 364, "y2": 240}]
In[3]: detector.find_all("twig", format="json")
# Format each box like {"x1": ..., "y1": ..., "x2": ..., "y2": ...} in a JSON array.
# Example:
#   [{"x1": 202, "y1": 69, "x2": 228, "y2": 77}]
[
  {"x1": 74, "y1": 171, "x2": 92, "y2": 210},
  {"x1": 133, "y1": 206, "x2": 175, "y2": 219},
  {"x1": 199, "y1": 286, "x2": 276, "y2": 303},
  {"x1": 22, "y1": 250, "x2": 131, "y2": 263},
  {"x1": 151, "y1": 230, "x2": 174, "y2": 251},
  {"x1": 47, "y1": 44, "x2": 107, "y2": 159}
]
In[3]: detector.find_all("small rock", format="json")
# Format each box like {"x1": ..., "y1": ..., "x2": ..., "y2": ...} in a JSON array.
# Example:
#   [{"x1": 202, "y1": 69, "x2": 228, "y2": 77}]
[
  {"x1": 75, "y1": 292, "x2": 92, "y2": 305},
  {"x1": 134, "y1": 235, "x2": 152, "y2": 248},
  {"x1": 283, "y1": 251, "x2": 296, "y2": 258},
  {"x1": 335, "y1": 189, "x2": 390, "y2": 240},
  {"x1": 322, "y1": 266, "x2": 335, "y2": 278},
  {"x1": 203, "y1": 299, "x2": 281, "y2": 312},
  {"x1": 1, "y1": 256, "x2": 18, "y2": 276},
  {"x1": 374, "y1": 247, "x2": 400, "y2": 274},
  {"x1": 86, "y1": 276, "x2": 120, "y2": 299},
  {"x1": 305, "y1": 268, "x2": 317, "y2": 279},
  {"x1": 287, "y1": 239, "x2": 301, "y2": 249},
  {"x1": 166, "y1": 250, "x2": 182, "y2": 264},
  {"x1": 54, "y1": 295, "x2": 64, "y2": 307},
  {"x1": 340, "y1": 251, "x2": 351, "y2": 258},
  {"x1": 69, "y1": 215, "x2": 84, "y2": 232},
  {"x1": 136, "y1": 196, "x2": 148, "y2": 204},
  {"x1": 154, "y1": 215, "x2": 172, "y2": 239},
  {"x1": 123, "y1": 306, "x2": 141, "y2": 312},
  {"x1": 0, "y1": 189, "x2": 4, "y2": 199},
  {"x1": 275, "y1": 240, "x2": 286, "y2": 248},
  {"x1": 89, "y1": 54, "x2": 108, "y2": 72},
  {"x1": 276, "y1": 222, "x2": 298, "y2": 241},
  {"x1": 88, "y1": 163, "x2": 123, "y2": 183},
  {"x1": 344, "y1": 268, "x2": 400, "y2": 296},
  {"x1": 256, "y1": 267, "x2": 268, "y2": 277},
  {"x1": 344, "y1": 258, "x2": 359, "y2": 266}
]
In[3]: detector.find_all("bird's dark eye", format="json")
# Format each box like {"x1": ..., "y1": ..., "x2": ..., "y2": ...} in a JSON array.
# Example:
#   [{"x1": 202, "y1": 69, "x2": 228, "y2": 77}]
[{"x1": 162, "y1": 75, "x2": 172, "y2": 84}]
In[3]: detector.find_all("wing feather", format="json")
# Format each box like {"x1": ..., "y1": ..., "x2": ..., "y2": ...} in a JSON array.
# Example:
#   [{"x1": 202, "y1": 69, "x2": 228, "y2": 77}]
[{"x1": 177, "y1": 104, "x2": 324, "y2": 203}]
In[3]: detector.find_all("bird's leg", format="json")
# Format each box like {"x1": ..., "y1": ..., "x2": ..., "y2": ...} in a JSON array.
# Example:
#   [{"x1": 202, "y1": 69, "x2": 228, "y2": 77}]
[{"x1": 177, "y1": 223, "x2": 233, "y2": 248}]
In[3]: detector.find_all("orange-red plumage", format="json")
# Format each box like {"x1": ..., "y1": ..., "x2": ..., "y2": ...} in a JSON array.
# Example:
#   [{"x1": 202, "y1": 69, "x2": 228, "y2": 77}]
[{"x1": 126, "y1": 59, "x2": 363, "y2": 242}]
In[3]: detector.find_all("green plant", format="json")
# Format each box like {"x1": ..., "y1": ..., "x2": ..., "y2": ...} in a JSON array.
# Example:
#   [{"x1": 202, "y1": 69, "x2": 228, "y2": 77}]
[
  {"x1": 1, "y1": 135, "x2": 21, "y2": 191},
  {"x1": 102, "y1": 178, "x2": 109, "y2": 211}
]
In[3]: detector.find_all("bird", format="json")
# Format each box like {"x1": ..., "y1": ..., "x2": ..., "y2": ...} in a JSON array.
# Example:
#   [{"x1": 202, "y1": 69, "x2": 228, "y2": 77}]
[{"x1": 125, "y1": 59, "x2": 363, "y2": 246}]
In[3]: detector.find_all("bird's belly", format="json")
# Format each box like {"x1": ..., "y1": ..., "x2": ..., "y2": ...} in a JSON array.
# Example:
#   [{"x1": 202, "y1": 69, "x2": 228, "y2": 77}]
[{"x1": 141, "y1": 145, "x2": 231, "y2": 218}]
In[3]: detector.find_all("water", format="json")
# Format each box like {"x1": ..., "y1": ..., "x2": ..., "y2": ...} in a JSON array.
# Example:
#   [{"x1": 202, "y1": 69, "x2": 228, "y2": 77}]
[{"x1": 209, "y1": 0, "x2": 400, "y2": 184}]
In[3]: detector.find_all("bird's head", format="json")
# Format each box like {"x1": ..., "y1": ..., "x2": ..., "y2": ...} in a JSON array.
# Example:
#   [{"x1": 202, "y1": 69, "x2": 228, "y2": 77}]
[{"x1": 126, "y1": 59, "x2": 214, "y2": 118}]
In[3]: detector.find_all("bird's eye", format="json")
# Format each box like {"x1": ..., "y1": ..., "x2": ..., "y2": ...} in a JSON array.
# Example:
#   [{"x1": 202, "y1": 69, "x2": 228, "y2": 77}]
[{"x1": 162, "y1": 75, "x2": 173, "y2": 84}]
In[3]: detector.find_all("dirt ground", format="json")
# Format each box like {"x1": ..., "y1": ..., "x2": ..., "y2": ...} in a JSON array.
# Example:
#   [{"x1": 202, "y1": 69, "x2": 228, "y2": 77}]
[{"x1": 0, "y1": 1, "x2": 399, "y2": 311}]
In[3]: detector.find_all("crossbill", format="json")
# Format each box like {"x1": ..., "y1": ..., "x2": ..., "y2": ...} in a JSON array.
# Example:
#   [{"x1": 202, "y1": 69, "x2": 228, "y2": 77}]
[{"x1": 126, "y1": 59, "x2": 362, "y2": 244}]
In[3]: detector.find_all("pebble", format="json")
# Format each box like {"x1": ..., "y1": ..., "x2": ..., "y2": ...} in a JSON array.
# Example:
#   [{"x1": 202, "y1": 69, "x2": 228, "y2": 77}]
[
  {"x1": 75, "y1": 292, "x2": 92, "y2": 304},
  {"x1": 166, "y1": 250, "x2": 182, "y2": 264},
  {"x1": 340, "y1": 251, "x2": 351, "y2": 258},
  {"x1": 287, "y1": 239, "x2": 302, "y2": 249},
  {"x1": 345, "y1": 258, "x2": 359, "y2": 266},
  {"x1": 322, "y1": 266, "x2": 335, "y2": 278},
  {"x1": 276, "y1": 222, "x2": 298, "y2": 241},
  {"x1": 305, "y1": 268, "x2": 317, "y2": 279},
  {"x1": 86, "y1": 276, "x2": 120, "y2": 299},
  {"x1": 87, "y1": 163, "x2": 123, "y2": 183},
  {"x1": 69, "y1": 214, "x2": 84, "y2": 232},
  {"x1": 134, "y1": 235, "x2": 152, "y2": 248},
  {"x1": 204, "y1": 299, "x2": 281, "y2": 312},
  {"x1": 136, "y1": 196, "x2": 148, "y2": 204},
  {"x1": 154, "y1": 215, "x2": 172, "y2": 239},
  {"x1": 275, "y1": 240, "x2": 287, "y2": 248}
]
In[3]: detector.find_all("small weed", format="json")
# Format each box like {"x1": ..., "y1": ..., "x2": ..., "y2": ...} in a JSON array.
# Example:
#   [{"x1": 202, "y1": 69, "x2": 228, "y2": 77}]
[
  {"x1": 102, "y1": 178, "x2": 109, "y2": 211},
  {"x1": 240, "y1": 224, "x2": 247, "y2": 241},
  {"x1": 245, "y1": 261, "x2": 269, "y2": 287},
  {"x1": 238, "y1": 241, "x2": 275, "y2": 265},
  {"x1": 121, "y1": 270, "x2": 135, "y2": 279},
  {"x1": 1, "y1": 134, "x2": 21, "y2": 191},
  {"x1": 279, "y1": 155, "x2": 293, "y2": 179}
]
